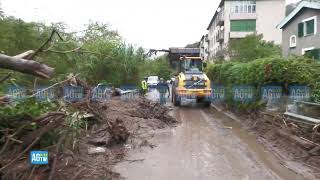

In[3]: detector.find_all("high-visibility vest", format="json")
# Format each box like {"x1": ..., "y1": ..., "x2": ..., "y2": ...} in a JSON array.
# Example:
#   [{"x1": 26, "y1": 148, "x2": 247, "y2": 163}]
[{"x1": 141, "y1": 80, "x2": 148, "y2": 90}]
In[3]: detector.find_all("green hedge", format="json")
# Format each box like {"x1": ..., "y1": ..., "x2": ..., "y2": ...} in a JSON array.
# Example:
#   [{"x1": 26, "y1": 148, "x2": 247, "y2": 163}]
[{"x1": 206, "y1": 56, "x2": 320, "y2": 104}]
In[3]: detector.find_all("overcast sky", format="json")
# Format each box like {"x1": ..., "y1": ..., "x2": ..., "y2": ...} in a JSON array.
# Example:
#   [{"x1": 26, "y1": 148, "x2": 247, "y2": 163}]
[{"x1": 2, "y1": 0, "x2": 300, "y2": 50}]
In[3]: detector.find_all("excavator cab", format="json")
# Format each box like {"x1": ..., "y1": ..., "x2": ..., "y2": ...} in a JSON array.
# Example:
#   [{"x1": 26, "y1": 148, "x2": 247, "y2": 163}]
[{"x1": 179, "y1": 57, "x2": 204, "y2": 73}]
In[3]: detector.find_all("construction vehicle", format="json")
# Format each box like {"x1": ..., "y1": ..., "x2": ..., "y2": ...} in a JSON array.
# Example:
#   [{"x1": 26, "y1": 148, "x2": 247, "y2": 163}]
[
  {"x1": 146, "y1": 48, "x2": 212, "y2": 106},
  {"x1": 171, "y1": 56, "x2": 212, "y2": 107}
]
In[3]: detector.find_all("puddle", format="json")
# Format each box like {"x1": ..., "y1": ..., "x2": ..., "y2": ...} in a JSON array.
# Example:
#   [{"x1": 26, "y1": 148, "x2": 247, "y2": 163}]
[{"x1": 206, "y1": 108, "x2": 308, "y2": 180}]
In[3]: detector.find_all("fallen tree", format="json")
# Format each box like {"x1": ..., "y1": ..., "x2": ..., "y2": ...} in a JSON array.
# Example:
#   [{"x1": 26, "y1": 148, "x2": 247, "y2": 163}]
[{"x1": 0, "y1": 53, "x2": 54, "y2": 79}]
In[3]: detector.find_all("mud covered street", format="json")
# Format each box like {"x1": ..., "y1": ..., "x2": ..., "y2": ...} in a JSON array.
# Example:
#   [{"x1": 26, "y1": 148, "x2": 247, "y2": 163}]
[
  {"x1": 1, "y1": 1, "x2": 320, "y2": 179},
  {"x1": 115, "y1": 104, "x2": 307, "y2": 180}
]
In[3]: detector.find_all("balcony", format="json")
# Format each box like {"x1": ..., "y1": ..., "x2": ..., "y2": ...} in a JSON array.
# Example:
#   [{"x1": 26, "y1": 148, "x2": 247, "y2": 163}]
[
  {"x1": 229, "y1": 31, "x2": 254, "y2": 39},
  {"x1": 205, "y1": 35, "x2": 209, "y2": 42},
  {"x1": 229, "y1": 13, "x2": 257, "y2": 20},
  {"x1": 216, "y1": 31, "x2": 224, "y2": 42},
  {"x1": 216, "y1": 12, "x2": 224, "y2": 26}
]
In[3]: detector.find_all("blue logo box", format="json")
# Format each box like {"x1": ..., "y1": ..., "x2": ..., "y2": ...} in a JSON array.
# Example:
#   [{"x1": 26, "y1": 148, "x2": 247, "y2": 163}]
[
  {"x1": 63, "y1": 86, "x2": 84, "y2": 102},
  {"x1": 35, "y1": 86, "x2": 55, "y2": 102},
  {"x1": 211, "y1": 85, "x2": 225, "y2": 102},
  {"x1": 7, "y1": 85, "x2": 26, "y2": 102},
  {"x1": 92, "y1": 84, "x2": 111, "y2": 102},
  {"x1": 233, "y1": 85, "x2": 255, "y2": 102},
  {"x1": 30, "y1": 151, "x2": 49, "y2": 165}
]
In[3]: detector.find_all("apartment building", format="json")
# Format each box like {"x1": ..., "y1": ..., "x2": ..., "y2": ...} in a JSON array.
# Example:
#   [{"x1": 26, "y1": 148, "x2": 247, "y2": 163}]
[
  {"x1": 199, "y1": 34, "x2": 209, "y2": 60},
  {"x1": 206, "y1": 0, "x2": 285, "y2": 60}
]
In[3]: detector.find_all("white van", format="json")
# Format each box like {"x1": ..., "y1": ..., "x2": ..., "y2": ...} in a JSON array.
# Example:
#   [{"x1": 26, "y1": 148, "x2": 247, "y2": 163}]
[{"x1": 147, "y1": 76, "x2": 159, "y2": 87}]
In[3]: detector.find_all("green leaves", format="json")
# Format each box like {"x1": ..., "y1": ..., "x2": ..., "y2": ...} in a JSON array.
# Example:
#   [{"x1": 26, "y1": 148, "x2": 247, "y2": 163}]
[
  {"x1": 227, "y1": 34, "x2": 281, "y2": 62},
  {"x1": 208, "y1": 57, "x2": 319, "y2": 86},
  {"x1": 207, "y1": 56, "x2": 320, "y2": 104},
  {"x1": 0, "y1": 17, "x2": 151, "y2": 88},
  {"x1": 142, "y1": 56, "x2": 173, "y2": 81},
  {"x1": 0, "y1": 98, "x2": 57, "y2": 119}
]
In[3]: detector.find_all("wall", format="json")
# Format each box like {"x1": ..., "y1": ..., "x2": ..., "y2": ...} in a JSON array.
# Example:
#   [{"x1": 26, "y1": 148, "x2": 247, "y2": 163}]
[
  {"x1": 282, "y1": 9, "x2": 320, "y2": 57},
  {"x1": 256, "y1": 0, "x2": 285, "y2": 44},
  {"x1": 224, "y1": 1, "x2": 231, "y2": 45}
]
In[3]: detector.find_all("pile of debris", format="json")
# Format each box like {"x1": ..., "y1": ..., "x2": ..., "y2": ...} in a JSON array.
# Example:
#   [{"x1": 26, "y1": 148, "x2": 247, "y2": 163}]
[
  {"x1": 213, "y1": 102, "x2": 320, "y2": 178},
  {"x1": 0, "y1": 95, "x2": 177, "y2": 180},
  {"x1": 0, "y1": 30, "x2": 178, "y2": 179},
  {"x1": 56, "y1": 98, "x2": 178, "y2": 180},
  {"x1": 243, "y1": 111, "x2": 320, "y2": 179}
]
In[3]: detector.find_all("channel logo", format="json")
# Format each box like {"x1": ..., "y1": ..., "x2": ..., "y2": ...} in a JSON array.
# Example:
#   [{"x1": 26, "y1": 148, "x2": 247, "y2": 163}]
[{"x1": 30, "y1": 151, "x2": 49, "y2": 165}]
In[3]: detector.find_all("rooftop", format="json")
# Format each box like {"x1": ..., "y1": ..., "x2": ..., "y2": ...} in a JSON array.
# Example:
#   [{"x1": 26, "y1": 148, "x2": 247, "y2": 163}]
[
  {"x1": 206, "y1": 0, "x2": 224, "y2": 30},
  {"x1": 277, "y1": 0, "x2": 320, "y2": 29}
]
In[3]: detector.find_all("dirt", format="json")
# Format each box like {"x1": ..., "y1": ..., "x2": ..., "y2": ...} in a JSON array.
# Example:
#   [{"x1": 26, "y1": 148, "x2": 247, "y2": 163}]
[
  {"x1": 213, "y1": 104, "x2": 320, "y2": 180},
  {"x1": 244, "y1": 116, "x2": 320, "y2": 179},
  {"x1": 114, "y1": 105, "x2": 309, "y2": 180},
  {"x1": 52, "y1": 98, "x2": 320, "y2": 180},
  {"x1": 50, "y1": 97, "x2": 178, "y2": 180}
]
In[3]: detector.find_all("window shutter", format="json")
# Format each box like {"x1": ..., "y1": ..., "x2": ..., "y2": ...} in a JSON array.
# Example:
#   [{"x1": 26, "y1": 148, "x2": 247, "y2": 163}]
[
  {"x1": 298, "y1": 23, "x2": 304, "y2": 37},
  {"x1": 231, "y1": 20, "x2": 256, "y2": 32},
  {"x1": 306, "y1": 19, "x2": 315, "y2": 35}
]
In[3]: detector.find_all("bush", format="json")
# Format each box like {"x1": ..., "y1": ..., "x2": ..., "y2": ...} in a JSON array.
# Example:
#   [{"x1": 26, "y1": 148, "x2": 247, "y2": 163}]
[
  {"x1": 207, "y1": 56, "x2": 319, "y2": 86},
  {"x1": 206, "y1": 56, "x2": 320, "y2": 106}
]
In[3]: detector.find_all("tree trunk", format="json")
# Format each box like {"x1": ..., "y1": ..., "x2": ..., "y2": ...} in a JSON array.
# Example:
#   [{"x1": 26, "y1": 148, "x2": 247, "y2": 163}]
[
  {"x1": 13, "y1": 50, "x2": 35, "y2": 59},
  {"x1": 0, "y1": 53, "x2": 54, "y2": 79}
]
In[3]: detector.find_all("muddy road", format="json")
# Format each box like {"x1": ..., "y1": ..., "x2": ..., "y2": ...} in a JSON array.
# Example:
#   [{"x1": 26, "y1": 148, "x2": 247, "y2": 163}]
[{"x1": 115, "y1": 103, "x2": 308, "y2": 180}]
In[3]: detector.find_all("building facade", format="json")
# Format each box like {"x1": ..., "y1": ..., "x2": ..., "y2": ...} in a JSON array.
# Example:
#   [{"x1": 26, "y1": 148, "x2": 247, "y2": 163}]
[
  {"x1": 278, "y1": 1, "x2": 320, "y2": 59},
  {"x1": 206, "y1": 0, "x2": 285, "y2": 60},
  {"x1": 199, "y1": 34, "x2": 209, "y2": 60}
]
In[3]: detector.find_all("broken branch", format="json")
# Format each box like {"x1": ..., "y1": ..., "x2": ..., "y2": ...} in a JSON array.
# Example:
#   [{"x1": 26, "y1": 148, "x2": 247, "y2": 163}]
[
  {"x1": 28, "y1": 29, "x2": 63, "y2": 59},
  {"x1": 0, "y1": 54, "x2": 54, "y2": 78},
  {"x1": 13, "y1": 50, "x2": 35, "y2": 60}
]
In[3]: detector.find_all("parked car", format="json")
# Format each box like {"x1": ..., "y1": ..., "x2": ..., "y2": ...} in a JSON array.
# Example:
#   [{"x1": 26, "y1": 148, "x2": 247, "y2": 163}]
[{"x1": 147, "y1": 76, "x2": 159, "y2": 87}]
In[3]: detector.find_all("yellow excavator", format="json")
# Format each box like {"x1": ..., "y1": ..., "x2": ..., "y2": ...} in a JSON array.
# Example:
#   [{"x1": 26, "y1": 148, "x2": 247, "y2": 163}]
[{"x1": 171, "y1": 56, "x2": 212, "y2": 107}]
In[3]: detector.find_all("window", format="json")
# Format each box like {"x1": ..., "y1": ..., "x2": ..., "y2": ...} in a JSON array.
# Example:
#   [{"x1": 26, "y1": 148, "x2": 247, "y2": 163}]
[
  {"x1": 298, "y1": 16, "x2": 317, "y2": 37},
  {"x1": 302, "y1": 47, "x2": 315, "y2": 55},
  {"x1": 230, "y1": 20, "x2": 256, "y2": 32},
  {"x1": 304, "y1": 49, "x2": 320, "y2": 60},
  {"x1": 289, "y1": 35, "x2": 296, "y2": 48},
  {"x1": 248, "y1": 6, "x2": 252, "y2": 13},
  {"x1": 252, "y1": 4, "x2": 256, "y2": 13},
  {"x1": 231, "y1": 1, "x2": 256, "y2": 14},
  {"x1": 306, "y1": 19, "x2": 315, "y2": 35}
]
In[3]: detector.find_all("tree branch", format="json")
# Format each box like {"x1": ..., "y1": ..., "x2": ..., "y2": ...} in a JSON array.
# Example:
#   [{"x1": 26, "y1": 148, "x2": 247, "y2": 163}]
[
  {"x1": 44, "y1": 46, "x2": 101, "y2": 56},
  {"x1": 28, "y1": 29, "x2": 63, "y2": 59},
  {"x1": 0, "y1": 73, "x2": 12, "y2": 83},
  {"x1": 13, "y1": 50, "x2": 35, "y2": 59},
  {"x1": 0, "y1": 54, "x2": 54, "y2": 79}
]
